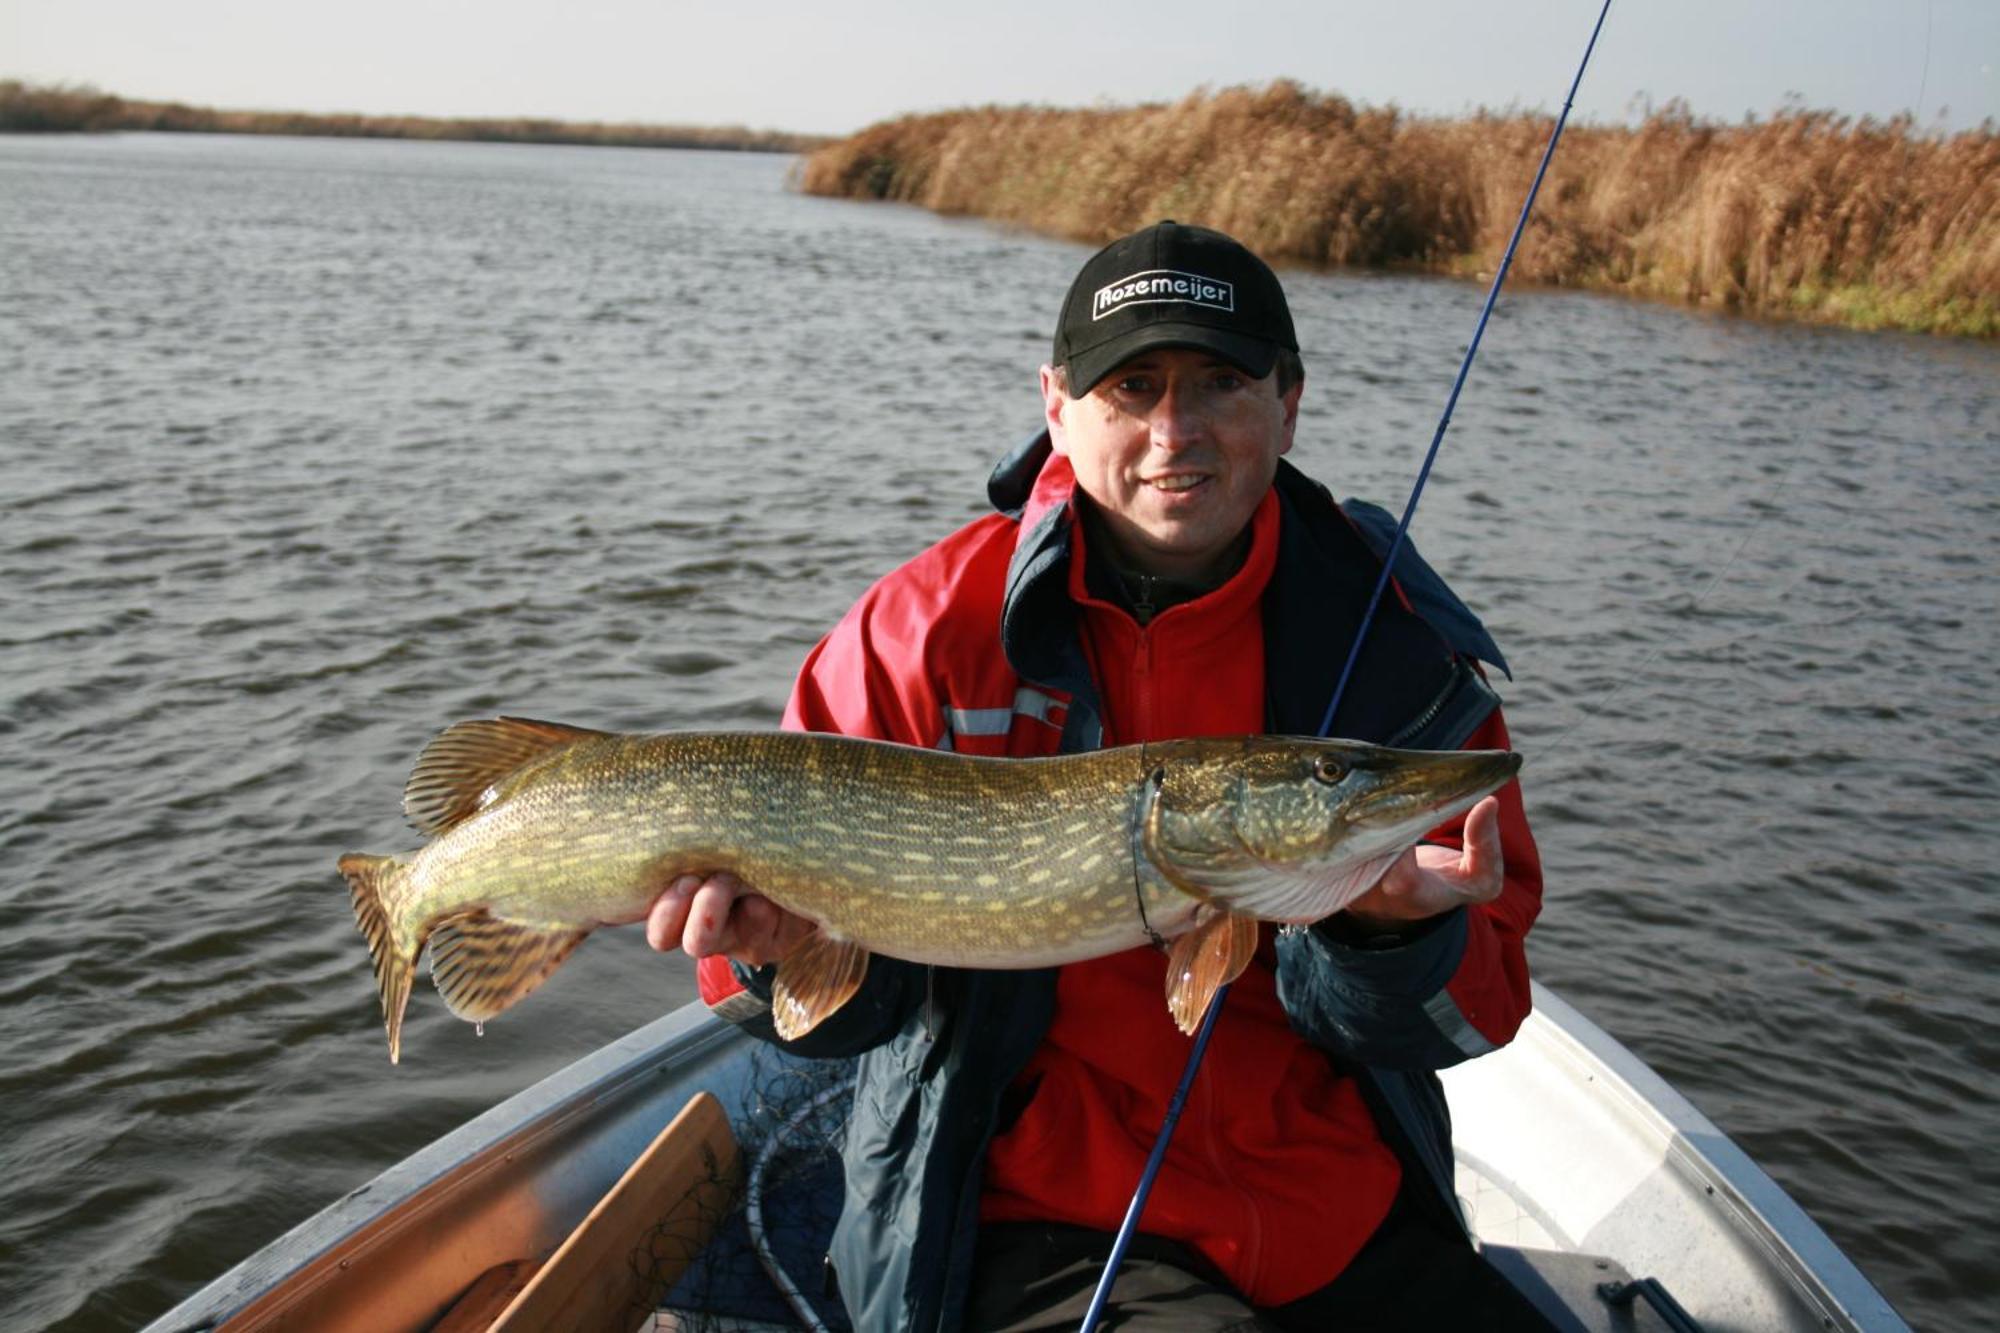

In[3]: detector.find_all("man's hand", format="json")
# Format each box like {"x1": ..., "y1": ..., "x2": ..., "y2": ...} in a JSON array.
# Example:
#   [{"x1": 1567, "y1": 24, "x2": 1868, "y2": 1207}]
[
  {"x1": 1343, "y1": 794, "x2": 1506, "y2": 927},
  {"x1": 640, "y1": 872, "x2": 813, "y2": 966}
]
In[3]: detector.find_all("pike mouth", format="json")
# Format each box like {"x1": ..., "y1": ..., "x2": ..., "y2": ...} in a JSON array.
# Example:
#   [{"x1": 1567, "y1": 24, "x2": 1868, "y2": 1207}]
[
  {"x1": 1208, "y1": 748, "x2": 1521, "y2": 921},
  {"x1": 1339, "y1": 749, "x2": 1522, "y2": 857}
]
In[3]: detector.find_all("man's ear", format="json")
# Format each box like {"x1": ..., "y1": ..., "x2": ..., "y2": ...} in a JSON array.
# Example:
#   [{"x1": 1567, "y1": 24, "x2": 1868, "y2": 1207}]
[
  {"x1": 1040, "y1": 364, "x2": 1072, "y2": 456},
  {"x1": 1278, "y1": 377, "x2": 1303, "y2": 457}
]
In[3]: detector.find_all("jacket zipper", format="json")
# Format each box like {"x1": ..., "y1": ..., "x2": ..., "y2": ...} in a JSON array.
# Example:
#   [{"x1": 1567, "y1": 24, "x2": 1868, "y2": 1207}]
[
  {"x1": 1132, "y1": 622, "x2": 1154, "y2": 738},
  {"x1": 1384, "y1": 661, "x2": 1461, "y2": 747}
]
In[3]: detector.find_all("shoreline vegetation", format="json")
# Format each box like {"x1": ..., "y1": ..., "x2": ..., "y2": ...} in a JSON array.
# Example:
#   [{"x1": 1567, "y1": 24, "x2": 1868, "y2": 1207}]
[
  {"x1": 796, "y1": 83, "x2": 1998, "y2": 338},
  {"x1": 0, "y1": 80, "x2": 826, "y2": 154},
  {"x1": 9, "y1": 79, "x2": 1991, "y2": 337}
]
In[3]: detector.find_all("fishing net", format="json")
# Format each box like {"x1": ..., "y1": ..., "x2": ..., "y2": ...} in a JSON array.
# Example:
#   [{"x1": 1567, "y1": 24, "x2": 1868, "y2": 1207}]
[{"x1": 652, "y1": 1047, "x2": 856, "y2": 1332}]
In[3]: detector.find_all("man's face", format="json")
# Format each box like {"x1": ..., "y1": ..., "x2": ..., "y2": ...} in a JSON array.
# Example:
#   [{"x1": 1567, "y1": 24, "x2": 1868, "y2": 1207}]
[{"x1": 1043, "y1": 347, "x2": 1300, "y2": 582}]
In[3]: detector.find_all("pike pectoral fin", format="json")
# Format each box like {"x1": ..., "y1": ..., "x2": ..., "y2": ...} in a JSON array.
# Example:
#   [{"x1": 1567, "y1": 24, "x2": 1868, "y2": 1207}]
[
  {"x1": 1164, "y1": 908, "x2": 1259, "y2": 1035},
  {"x1": 403, "y1": 717, "x2": 609, "y2": 835},
  {"x1": 770, "y1": 932, "x2": 870, "y2": 1041},
  {"x1": 428, "y1": 911, "x2": 590, "y2": 1027}
]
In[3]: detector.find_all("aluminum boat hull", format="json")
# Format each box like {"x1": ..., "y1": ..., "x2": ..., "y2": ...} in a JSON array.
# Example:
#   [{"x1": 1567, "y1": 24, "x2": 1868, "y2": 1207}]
[{"x1": 142, "y1": 983, "x2": 1908, "y2": 1332}]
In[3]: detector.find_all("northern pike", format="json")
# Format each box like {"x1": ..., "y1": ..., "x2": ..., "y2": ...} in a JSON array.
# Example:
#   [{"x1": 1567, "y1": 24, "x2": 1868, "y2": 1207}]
[{"x1": 339, "y1": 718, "x2": 1520, "y2": 1062}]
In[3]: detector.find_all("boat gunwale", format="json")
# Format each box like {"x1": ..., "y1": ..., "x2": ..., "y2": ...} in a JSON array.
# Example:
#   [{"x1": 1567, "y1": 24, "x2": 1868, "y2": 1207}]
[
  {"x1": 142, "y1": 1003, "x2": 739, "y2": 1332},
  {"x1": 1506, "y1": 982, "x2": 1909, "y2": 1332}
]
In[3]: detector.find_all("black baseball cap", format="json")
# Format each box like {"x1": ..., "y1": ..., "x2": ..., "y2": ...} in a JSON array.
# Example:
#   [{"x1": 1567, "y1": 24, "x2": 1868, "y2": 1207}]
[{"x1": 1053, "y1": 221, "x2": 1298, "y2": 396}]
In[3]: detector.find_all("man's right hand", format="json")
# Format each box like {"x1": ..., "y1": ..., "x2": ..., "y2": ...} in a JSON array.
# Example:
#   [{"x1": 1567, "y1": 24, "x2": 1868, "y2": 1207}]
[{"x1": 643, "y1": 872, "x2": 813, "y2": 967}]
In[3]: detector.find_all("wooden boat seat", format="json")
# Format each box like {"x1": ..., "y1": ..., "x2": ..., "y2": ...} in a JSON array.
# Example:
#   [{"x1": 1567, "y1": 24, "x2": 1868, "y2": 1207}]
[{"x1": 434, "y1": 1091, "x2": 741, "y2": 1333}]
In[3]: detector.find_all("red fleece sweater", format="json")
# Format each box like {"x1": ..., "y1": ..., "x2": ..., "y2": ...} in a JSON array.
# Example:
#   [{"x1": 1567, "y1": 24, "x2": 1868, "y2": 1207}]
[{"x1": 976, "y1": 493, "x2": 1402, "y2": 1306}]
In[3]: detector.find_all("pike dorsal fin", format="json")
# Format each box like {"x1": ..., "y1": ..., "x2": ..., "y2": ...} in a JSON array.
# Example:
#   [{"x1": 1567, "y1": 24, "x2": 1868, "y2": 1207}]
[
  {"x1": 770, "y1": 932, "x2": 870, "y2": 1041},
  {"x1": 1164, "y1": 907, "x2": 1259, "y2": 1035},
  {"x1": 403, "y1": 717, "x2": 607, "y2": 835},
  {"x1": 428, "y1": 910, "x2": 591, "y2": 1023}
]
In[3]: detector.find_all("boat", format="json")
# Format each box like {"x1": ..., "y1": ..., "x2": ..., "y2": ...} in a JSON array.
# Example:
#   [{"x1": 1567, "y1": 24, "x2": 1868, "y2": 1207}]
[{"x1": 142, "y1": 982, "x2": 1910, "y2": 1332}]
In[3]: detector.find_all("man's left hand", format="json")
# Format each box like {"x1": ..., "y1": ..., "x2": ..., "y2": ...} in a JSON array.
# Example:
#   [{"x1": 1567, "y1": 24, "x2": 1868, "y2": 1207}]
[{"x1": 1343, "y1": 794, "x2": 1505, "y2": 926}]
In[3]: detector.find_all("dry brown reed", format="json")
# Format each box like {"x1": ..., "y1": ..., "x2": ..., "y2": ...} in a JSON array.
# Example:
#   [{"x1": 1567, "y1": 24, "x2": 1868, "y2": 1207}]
[
  {"x1": 0, "y1": 80, "x2": 826, "y2": 154},
  {"x1": 796, "y1": 83, "x2": 1998, "y2": 337}
]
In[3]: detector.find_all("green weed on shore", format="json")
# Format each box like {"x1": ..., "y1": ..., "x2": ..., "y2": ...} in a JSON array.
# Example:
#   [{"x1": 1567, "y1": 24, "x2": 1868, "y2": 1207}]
[{"x1": 797, "y1": 83, "x2": 1997, "y2": 338}]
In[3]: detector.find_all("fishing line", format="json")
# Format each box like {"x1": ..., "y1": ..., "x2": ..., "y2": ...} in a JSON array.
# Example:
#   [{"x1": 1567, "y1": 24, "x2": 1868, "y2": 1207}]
[
  {"x1": 1318, "y1": 0, "x2": 1614, "y2": 742},
  {"x1": 1078, "y1": 5, "x2": 1616, "y2": 1329},
  {"x1": 1536, "y1": 0, "x2": 1936, "y2": 765}
]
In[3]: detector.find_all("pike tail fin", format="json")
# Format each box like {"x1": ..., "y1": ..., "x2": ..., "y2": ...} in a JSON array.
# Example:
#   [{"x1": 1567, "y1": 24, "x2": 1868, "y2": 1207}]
[
  {"x1": 339, "y1": 853, "x2": 418, "y2": 1064},
  {"x1": 1164, "y1": 907, "x2": 1259, "y2": 1035}
]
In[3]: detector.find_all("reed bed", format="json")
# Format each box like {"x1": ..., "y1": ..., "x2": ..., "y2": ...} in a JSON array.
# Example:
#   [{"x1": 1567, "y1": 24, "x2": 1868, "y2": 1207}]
[
  {"x1": 797, "y1": 83, "x2": 1998, "y2": 337},
  {"x1": 0, "y1": 80, "x2": 824, "y2": 154}
]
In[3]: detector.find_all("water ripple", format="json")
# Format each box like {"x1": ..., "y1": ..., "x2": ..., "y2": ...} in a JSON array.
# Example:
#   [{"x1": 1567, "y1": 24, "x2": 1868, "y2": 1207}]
[{"x1": 0, "y1": 131, "x2": 1993, "y2": 1332}]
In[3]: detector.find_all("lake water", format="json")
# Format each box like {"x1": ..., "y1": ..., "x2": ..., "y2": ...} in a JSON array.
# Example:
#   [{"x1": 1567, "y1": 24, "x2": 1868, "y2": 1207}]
[{"x1": 1, "y1": 133, "x2": 1994, "y2": 1332}]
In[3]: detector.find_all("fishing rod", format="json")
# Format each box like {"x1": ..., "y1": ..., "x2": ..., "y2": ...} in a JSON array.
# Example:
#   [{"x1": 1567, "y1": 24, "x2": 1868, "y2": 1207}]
[
  {"x1": 1077, "y1": 4, "x2": 1616, "y2": 1328},
  {"x1": 1532, "y1": 0, "x2": 1933, "y2": 768}
]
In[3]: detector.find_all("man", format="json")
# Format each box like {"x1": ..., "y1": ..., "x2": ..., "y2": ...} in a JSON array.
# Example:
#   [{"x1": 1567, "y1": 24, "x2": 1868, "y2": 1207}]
[{"x1": 646, "y1": 222, "x2": 1546, "y2": 1331}]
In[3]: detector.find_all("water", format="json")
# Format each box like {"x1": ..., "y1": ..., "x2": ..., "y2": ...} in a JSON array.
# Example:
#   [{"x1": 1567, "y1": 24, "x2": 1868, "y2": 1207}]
[{"x1": 2, "y1": 133, "x2": 1994, "y2": 1331}]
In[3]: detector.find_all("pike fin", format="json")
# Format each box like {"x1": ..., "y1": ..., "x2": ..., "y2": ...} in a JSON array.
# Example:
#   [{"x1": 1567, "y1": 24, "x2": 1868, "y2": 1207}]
[
  {"x1": 339, "y1": 852, "x2": 417, "y2": 1065},
  {"x1": 403, "y1": 717, "x2": 609, "y2": 835},
  {"x1": 770, "y1": 932, "x2": 870, "y2": 1041},
  {"x1": 428, "y1": 911, "x2": 591, "y2": 1026},
  {"x1": 1164, "y1": 907, "x2": 1259, "y2": 1035},
  {"x1": 1193, "y1": 847, "x2": 1409, "y2": 924}
]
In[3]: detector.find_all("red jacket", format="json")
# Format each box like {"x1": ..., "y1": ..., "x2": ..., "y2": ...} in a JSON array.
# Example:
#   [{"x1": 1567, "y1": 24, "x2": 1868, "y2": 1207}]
[{"x1": 701, "y1": 446, "x2": 1541, "y2": 1319}]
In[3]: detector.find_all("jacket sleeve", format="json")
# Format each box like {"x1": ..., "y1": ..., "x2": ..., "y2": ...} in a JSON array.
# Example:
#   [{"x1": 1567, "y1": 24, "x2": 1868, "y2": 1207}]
[
  {"x1": 695, "y1": 579, "x2": 945, "y2": 1054},
  {"x1": 1273, "y1": 705, "x2": 1541, "y2": 1070}
]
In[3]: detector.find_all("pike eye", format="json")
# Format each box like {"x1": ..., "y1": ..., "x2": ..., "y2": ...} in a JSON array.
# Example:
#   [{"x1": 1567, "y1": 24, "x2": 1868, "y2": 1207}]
[{"x1": 1311, "y1": 756, "x2": 1347, "y2": 785}]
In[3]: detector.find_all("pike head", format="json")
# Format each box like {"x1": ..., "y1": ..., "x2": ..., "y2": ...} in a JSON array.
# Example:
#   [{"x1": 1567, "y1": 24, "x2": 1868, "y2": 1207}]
[{"x1": 1143, "y1": 736, "x2": 1522, "y2": 923}]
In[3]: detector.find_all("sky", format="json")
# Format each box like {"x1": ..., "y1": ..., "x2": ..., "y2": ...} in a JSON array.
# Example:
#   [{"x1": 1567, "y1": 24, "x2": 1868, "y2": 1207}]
[{"x1": 3, "y1": 0, "x2": 1994, "y2": 136}]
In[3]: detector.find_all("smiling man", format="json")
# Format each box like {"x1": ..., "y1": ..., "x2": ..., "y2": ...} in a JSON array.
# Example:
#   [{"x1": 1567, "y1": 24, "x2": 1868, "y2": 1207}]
[{"x1": 647, "y1": 222, "x2": 1549, "y2": 1331}]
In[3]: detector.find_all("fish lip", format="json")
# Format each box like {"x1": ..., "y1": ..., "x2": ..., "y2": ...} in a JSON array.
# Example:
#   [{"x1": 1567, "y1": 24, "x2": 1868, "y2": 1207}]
[
  {"x1": 1370, "y1": 745, "x2": 1517, "y2": 802},
  {"x1": 1342, "y1": 747, "x2": 1519, "y2": 848}
]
